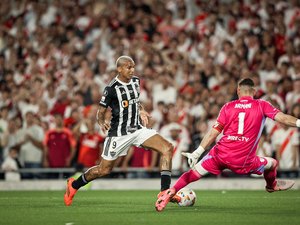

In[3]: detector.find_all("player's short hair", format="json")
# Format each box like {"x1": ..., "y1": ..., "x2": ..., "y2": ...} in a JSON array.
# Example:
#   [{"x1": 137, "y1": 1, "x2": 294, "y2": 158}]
[
  {"x1": 115, "y1": 56, "x2": 134, "y2": 68},
  {"x1": 238, "y1": 78, "x2": 254, "y2": 87}
]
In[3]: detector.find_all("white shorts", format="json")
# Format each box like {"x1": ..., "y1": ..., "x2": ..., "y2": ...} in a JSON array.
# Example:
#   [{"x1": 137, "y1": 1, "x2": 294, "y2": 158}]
[{"x1": 101, "y1": 127, "x2": 157, "y2": 160}]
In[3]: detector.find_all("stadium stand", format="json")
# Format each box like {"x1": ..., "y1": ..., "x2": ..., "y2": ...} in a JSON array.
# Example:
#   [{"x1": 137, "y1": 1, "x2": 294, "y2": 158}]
[{"x1": 0, "y1": 0, "x2": 300, "y2": 180}]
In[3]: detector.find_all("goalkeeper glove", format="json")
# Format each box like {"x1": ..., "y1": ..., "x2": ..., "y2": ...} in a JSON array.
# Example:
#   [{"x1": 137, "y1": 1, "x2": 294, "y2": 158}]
[{"x1": 182, "y1": 146, "x2": 205, "y2": 168}]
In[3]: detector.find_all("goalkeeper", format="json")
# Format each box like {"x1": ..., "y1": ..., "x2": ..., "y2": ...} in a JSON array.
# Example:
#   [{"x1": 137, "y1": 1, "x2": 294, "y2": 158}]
[{"x1": 156, "y1": 78, "x2": 296, "y2": 212}]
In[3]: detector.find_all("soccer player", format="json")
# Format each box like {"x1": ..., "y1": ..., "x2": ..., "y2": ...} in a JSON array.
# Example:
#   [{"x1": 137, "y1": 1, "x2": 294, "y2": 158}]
[
  {"x1": 64, "y1": 56, "x2": 173, "y2": 206},
  {"x1": 155, "y1": 78, "x2": 297, "y2": 212}
]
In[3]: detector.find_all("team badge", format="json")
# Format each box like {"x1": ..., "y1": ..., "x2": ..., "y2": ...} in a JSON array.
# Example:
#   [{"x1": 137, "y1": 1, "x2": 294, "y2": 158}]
[{"x1": 103, "y1": 89, "x2": 108, "y2": 96}]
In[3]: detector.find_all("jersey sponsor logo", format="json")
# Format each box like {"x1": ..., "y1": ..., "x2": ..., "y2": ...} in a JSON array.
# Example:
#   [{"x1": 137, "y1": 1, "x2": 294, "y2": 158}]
[
  {"x1": 121, "y1": 99, "x2": 139, "y2": 108},
  {"x1": 227, "y1": 135, "x2": 250, "y2": 142},
  {"x1": 110, "y1": 151, "x2": 116, "y2": 157},
  {"x1": 234, "y1": 103, "x2": 252, "y2": 109}
]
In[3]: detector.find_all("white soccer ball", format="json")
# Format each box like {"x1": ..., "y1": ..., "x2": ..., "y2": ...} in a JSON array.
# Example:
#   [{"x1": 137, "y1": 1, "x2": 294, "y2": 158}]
[{"x1": 176, "y1": 188, "x2": 197, "y2": 207}]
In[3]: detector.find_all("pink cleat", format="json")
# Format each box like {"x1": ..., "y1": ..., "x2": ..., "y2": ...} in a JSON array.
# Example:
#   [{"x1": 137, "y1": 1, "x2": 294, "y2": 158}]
[
  {"x1": 170, "y1": 194, "x2": 181, "y2": 204},
  {"x1": 64, "y1": 178, "x2": 77, "y2": 206},
  {"x1": 155, "y1": 188, "x2": 176, "y2": 212},
  {"x1": 266, "y1": 180, "x2": 295, "y2": 193}
]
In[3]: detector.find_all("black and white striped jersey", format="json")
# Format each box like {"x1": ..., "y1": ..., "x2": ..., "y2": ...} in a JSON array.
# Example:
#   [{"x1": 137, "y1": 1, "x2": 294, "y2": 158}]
[{"x1": 99, "y1": 76, "x2": 143, "y2": 137}]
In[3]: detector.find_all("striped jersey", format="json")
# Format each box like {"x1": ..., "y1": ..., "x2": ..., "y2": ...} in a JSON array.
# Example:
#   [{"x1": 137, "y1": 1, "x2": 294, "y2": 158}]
[{"x1": 99, "y1": 76, "x2": 143, "y2": 137}]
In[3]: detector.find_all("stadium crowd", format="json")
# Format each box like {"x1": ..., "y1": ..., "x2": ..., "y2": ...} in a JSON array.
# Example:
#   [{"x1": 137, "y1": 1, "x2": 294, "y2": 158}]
[{"x1": 0, "y1": 0, "x2": 300, "y2": 180}]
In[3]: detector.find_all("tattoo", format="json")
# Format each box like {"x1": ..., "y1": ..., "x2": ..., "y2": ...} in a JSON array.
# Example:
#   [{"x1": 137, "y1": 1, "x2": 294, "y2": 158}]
[
  {"x1": 84, "y1": 166, "x2": 99, "y2": 181},
  {"x1": 97, "y1": 106, "x2": 106, "y2": 123}
]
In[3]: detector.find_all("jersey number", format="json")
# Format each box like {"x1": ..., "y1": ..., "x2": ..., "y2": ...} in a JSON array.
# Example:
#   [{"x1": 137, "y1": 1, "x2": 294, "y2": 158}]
[{"x1": 238, "y1": 112, "x2": 245, "y2": 135}]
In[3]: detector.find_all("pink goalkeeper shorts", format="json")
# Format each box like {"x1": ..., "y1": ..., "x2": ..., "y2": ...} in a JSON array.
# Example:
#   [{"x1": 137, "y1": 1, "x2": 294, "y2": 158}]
[{"x1": 199, "y1": 148, "x2": 268, "y2": 175}]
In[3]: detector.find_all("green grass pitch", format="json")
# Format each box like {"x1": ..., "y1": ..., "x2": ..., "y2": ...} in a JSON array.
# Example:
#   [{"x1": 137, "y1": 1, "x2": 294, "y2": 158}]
[{"x1": 0, "y1": 190, "x2": 299, "y2": 225}]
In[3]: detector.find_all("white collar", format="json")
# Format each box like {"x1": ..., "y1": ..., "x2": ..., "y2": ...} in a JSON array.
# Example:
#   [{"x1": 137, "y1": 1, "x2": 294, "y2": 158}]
[{"x1": 116, "y1": 75, "x2": 132, "y2": 85}]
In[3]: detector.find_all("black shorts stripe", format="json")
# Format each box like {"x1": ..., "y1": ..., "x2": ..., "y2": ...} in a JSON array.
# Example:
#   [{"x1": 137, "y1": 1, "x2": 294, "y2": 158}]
[{"x1": 104, "y1": 137, "x2": 112, "y2": 156}]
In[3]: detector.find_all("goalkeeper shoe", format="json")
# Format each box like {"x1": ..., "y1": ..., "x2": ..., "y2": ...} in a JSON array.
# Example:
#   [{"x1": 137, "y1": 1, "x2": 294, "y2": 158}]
[
  {"x1": 266, "y1": 180, "x2": 295, "y2": 193},
  {"x1": 155, "y1": 188, "x2": 176, "y2": 212},
  {"x1": 170, "y1": 194, "x2": 181, "y2": 204},
  {"x1": 64, "y1": 178, "x2": 77, "y2": 206}
]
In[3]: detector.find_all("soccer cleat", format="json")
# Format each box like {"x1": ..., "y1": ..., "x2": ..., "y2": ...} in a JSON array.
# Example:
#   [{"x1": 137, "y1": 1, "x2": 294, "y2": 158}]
[
  {"x1": 170, "y1": 194, "x2": 181, "y2": 204},
  {"x1": 64, "y1": 178, "x2": 77, "y2": 206},
  {"x1": 155, "y1": 188, "x2": 176, "y2": 212},
  {"x1": 266, "y1": 180, "x2": 295, "y2": 193}
]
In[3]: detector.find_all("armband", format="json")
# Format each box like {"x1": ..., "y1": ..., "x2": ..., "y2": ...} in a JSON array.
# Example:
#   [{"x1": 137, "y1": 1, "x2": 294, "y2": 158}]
[{"x1": 212, "y1": 121, "x2": 224, "y2": 132}]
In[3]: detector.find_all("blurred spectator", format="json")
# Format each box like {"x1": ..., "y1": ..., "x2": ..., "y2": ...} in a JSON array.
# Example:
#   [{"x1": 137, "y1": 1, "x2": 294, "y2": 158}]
[
  {"x1": 0, "y1": 118, "x2": 23, "y2": 162},
  {"x1": 160, "y1": 122, "x2": 190, "y2": 175},
  {"x1": 291, "y1": 102, "x2": 300, "y2": 118},
  {"x1": 73, "y1": 118, "x2": 104, "y2": 168},
  {"x1": 0, "y1": 106, "x2": 9, "y2": 135},
  {"x1": 50, "y1": 87, "x2": 70, "y2": 116},
  {"x1": 152, "y1": 72, "x2": 177, "y2": 107},
  {"x1": 261, "y1": 79, "x2": 285, "y2": 111},
  {"x1": 190, "y1": 119, "x2": 213, "y2": 152},
  {"x1": 256, "y1": 129, "x2": 273, "y2": 158},
  {"x1": 0, "y1": 0, "x2": 300, "y2": 178},
  {"x1": 43, "y1": 113, "x2": 76, "y2": 169},
  {"x1": 285, "y1": 78, "x2": 300, "y2": 110},
  {"x1": 18, "y1": 110, "x2": 44, "y2": 179},
  {"x1": 42, "y1": 83, "x2": 57, "y2": 111},
  {"x1": 273, "y1": 123, "x2": 299, "y2": 175},
  {"x1": 37, "y1": 100, "x2": 54, "y2": 131},
  {"x1": 157, "y1": 10, "x2": 179, "y2": 45},
  {"x1": 1, "y1": 146, "x2": 21, "y2": 181},
  {"x1": 149, "y1": 101, "x2": 166, "y2": 130}
]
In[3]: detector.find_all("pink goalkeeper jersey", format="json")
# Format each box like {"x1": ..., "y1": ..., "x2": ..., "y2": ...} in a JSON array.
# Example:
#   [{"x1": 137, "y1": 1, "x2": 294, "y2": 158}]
[{"x1": 214, "y1": 96, "x2": 280, "y2": 167}]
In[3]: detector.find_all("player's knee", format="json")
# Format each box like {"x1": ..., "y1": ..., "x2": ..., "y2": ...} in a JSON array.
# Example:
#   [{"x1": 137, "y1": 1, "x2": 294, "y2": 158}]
[
  {"x1": 264, "y1": 157, "x2": 278, "y2": 170},
  {"x1": 271, "y1": 159, "x2": 278, "y2": 169}
]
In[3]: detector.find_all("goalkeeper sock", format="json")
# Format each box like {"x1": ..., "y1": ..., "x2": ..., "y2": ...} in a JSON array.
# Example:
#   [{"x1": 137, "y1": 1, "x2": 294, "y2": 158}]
[
  {"x1": 72, "y1": 174, "x2": 88, "y2": 190},
  {"x1": 264, "y1": 159, "x2": 278, "y2": 188},
  {"x1": 161, "y1": 170, "x2": 171, "y2": 191},
  {"x1": 173, "y1": 169, "x2": 201, "y2": 192}
]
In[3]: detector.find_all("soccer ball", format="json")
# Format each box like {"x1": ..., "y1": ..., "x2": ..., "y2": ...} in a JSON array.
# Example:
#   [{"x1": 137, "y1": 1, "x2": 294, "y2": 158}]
[{"x1": 175, "y1": 188, "x2": 196, "y2": 207}]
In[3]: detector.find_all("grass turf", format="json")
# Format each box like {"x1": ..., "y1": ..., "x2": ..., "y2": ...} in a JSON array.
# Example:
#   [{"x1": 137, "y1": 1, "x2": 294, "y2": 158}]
[{"x1": 0, "y1": 190, "x2": 299, "y2": 225}]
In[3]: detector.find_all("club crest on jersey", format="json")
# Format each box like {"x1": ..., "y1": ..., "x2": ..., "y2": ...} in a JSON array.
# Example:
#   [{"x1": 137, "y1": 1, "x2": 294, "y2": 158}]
[{"x1": 103, "y1": 89, "x2": 108, "y2": 96}]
